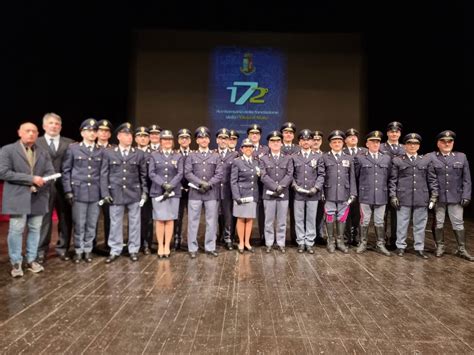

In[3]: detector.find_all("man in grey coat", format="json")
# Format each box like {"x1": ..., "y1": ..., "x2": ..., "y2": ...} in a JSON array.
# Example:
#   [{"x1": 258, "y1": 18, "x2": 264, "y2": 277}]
[
  {"x1": 428, "y1": 130, "x2": 473, "y2": 261},
  {"x1": 0, "y1": 122, "x2": 55, "y2": 277}
]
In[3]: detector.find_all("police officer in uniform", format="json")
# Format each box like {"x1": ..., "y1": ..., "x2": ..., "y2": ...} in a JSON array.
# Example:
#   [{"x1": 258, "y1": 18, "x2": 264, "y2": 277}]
[
  {"x1": 94, "y1": 119, "x2": 113, "y2": 253},
  {"x1": 231, "y1": 138, "x2": 260, "y2": 253},
  {"x1": 149, "y1": 129, "x2": 183, "y2": 258},
  {"x1": 429, "y1": 130, "x2": 473, "y2": 261},
  {"x1": 135, "y1": 126, "x2": 154, "y2": 254},
  {"x1": 101, "y1": 123, "x2": 148, "y2": 263},
  {"x1": 185, "y1": 126, "x2": 224, "y2": 258},
  {"x1": 318, "y1": 130, "x2": 357, "y2": 254},
  {"x1": 312, "y1": 130, "x2": 326, "y2": 244},
  {"x1": 380, "y1": 121, "x2": 405, "y2": 249},
  {"x1": 389, "y1": 133, "x2": 438, "y2": 258},
  {"x1": 343, "y1": 128, "x2": 367, "y2": 246},
  {"x1": 173, "y1": 128, "x2": 192, "y2": 250},
  {"x1": 280, "y1": 122, "x2": 299, "y2": 246},
  {"x1": 260, "y1": 131, "x2": 294, "y2": 253},
  {"x1": 353, "y1": 131, "x2": 392, "y2": 256},
  {"x1": 96, "y1": 119, "x2": 113, "y2": 148},
  {"x1": 149, "y1": 124, "x2": 161, "y2": 151},
  {"x1": 292, "y1": 129, "x2": 325, "y2": 254},
  {"x1": 228, "y1": 129, "x2": 240, "y2": 153},
  {"x1": 247, "y1": 124, "x2": 269, "y2": 245},
  {"x1": 62, "y1": 119, "x2": 103, "y2": 263},
  {"x1": 216, "y1": 128, "x2": 239, "y2": 250}
]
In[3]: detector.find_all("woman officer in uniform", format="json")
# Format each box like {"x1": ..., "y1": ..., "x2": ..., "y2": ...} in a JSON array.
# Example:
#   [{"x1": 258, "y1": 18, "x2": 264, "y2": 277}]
[
  {"x1": 230, "y1": 138, "x2": 260, "y2": 253},
  {"x1": 148, "y1": 130, "x2": 184, "y2": 258}
]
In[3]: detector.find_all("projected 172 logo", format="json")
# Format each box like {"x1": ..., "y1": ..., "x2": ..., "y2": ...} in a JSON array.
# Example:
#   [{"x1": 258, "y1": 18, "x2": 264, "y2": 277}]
[{"x1": 226, "y1": 82, "x2": 269, "y2": 105}]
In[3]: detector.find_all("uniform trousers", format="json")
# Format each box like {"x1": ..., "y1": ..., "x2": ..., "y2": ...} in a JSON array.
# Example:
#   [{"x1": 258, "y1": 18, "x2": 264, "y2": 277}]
[
  {"x1": 187, "y1": 199, "x2": 218, "y2": 253},
  {"x1": 396, "y1": 206, "x2": 428, "y2": 250},
  {"x1": 294, "y1": 200, "x2": 318, "y2": 246},
  {"x1": 72, "y1": 201, "x2": 100, "y2": 254},
  {"x1": 108, "y1": 202, "x2": 141, "y2": 256}
]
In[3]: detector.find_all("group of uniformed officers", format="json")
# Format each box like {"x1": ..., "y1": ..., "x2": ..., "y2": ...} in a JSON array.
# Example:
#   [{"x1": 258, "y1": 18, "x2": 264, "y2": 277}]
[{"x1": 1, "y1": 113, "x2": 472, "y2": 277}]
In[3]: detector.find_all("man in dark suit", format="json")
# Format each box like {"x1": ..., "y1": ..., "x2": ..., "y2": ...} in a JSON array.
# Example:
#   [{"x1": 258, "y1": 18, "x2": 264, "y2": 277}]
[
  {"x1": 36, "y1": 113, "x2": 74, "y2": 263},
  {"x1": 0, "y1": 122, "x2": 55, "y2": 277}
]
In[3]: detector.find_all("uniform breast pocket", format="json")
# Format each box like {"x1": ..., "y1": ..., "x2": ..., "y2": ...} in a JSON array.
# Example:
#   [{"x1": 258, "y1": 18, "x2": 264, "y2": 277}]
[
  {"x1": 74, "y1": 155, "x2": 86, "y2": 167},
  {"x1": 362, "y1": 164, "x2": 373, "y2": 170},
  {"x1": 93, "y1": 157, "x2": 102, "y2": 168},
  {"x1": 128, "y1": 160, "x2": 138, "y2": 172},
  {"x1": 109, "y1": 161, "x2": 121, "y2": 172}
]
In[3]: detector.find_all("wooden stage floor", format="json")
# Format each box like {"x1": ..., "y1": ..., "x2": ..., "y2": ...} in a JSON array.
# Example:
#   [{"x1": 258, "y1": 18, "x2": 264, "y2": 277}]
[{"x1": 0, "y1": 218, "x2": 473, "y2": 354}]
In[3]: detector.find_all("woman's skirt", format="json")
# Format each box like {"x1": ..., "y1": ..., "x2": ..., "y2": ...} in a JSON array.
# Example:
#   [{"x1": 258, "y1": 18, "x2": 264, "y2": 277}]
[{"x1": 152, "y1": 197, "x2": 179, "y2": 221}]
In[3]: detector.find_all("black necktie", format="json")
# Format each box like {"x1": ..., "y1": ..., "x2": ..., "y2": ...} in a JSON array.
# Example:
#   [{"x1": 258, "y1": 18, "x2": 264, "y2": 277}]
[
  {"x1": 49, "y1": 139, "x2": 56, "y2": 154},
  {"x1": 123, "y1": 150, "x2": 128, "y2": 157},
  {"x1": 410, "y1": 156, "x2": 415, "y2": 162},
  {"x1": 351, "y1": 148, "x2": 356, "y2": 155},
  {"x1": 335, "y1": 153, "x2": 340, "y2": 160}
]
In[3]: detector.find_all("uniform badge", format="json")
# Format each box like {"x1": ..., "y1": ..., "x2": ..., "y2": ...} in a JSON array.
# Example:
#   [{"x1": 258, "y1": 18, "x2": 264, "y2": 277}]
[
  {"x1": 342, "y1": 160, "x2": 350, "y2": 167},
  {"x1": 171, "y1": 160, "x2": 178, "y2": 168},
  {"x1": 255, "y1": 166, "x2": 261, "y2": 176},
  {"x1": 310, "y1": 159, "x2": 317, "y2": 168}
]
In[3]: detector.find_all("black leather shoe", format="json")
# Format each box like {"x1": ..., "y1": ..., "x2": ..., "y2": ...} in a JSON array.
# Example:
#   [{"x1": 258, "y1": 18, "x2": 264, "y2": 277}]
[
  {"x1": 84, "y1": 253, "x2": 93, "y2": 263},
  {"x1": 415, "y1": 251, "x2": 428, "y2": 259},
  {"x1": 225, "y1": 242, "x2": 234, "y2": 250},
  {"x1": 396, "y1": 248, "x2": 405, "y2": 257},
  {"x1": 206, "y1": 250, "x2": 218, "y2": 257},
  {"x1": 307, "y1": 246, "x2": 314, "y2": 254},
  {"x1": 265, "y1": 246, "x2": 272, "y2": 253},
  {"x1": 279, "y1": 247, "x2": 286, "y2": 254},
  {"x1": 59, "y1": 253, "x2": 70, "y2": 261},
  {"x1": 143, "y1": 247, "x2": 151, "y2": 255},
  {"x1": 73, "y1": 253, "x2": 82, "y2": 264},
  {"x1": 189, "y1": 252, "x2": 197, "y2": 259},
  {"x1": 130, "y1": 253, "x2": 139, "y2": 262},
  {"x1": 105, "y1": 254, "x2": 119, "y2": 263},
  {"x1": 297, "y1": 245, "x2": 305, "y2": 253}
]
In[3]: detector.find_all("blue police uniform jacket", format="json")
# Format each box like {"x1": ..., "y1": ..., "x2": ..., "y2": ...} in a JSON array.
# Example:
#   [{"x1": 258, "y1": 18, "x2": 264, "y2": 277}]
[
  {"x1": 292, "y1": 150, "x2": 325, "y2": 201},
  {"x1": 380, "y1": 142, "x2": 405, "y2": 158},
  {"x1": 428, "y1": 151, "x2": 471, "y2": 203},
  {"x1": 354, "y1": 151, "x2": 392, "y2": 205},
  {"x1": 282, "y1": 144, "x2": 300, "y2": 156},
  {"x1": 184, "y1": 150, "x2": 224, "y2": 201},
  {"x1": 319, "y1": 151, "x2": 357, "y2": 202},
  {"x1": 389, "y1": 154, "x2": 438, "y2": 207},
  {"x1": 343, "y1": 146, "x2": 368, "y2": 156},
  {"x1": 62, "y1": 142, "x2": 103, "y2": 203},
  {"x1": 148, "y1": 150, "x2": 184, "y2": 198},
  {"x1": 252, "y1": 144, "x2": 269, "y2": 160},
  {"x1": 259, "y1": 153, "x2": 294, "y2": 201},
  {"x1": 217, "y1": 149, "x2": 240, "y2": 200},
  {"x1": 230, "y1": 156, "x2": 260, "y2": 201},
  {"x1": 100, "y1": 147, "x2": 148, "y2": 204},
  {"x1": 177, "y1": 148, "x2": 192, "y2": 195}
]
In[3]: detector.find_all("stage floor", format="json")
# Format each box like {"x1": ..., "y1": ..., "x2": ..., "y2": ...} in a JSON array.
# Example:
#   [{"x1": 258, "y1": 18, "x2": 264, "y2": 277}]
[{"x1": 0, "y1": 218, "x2": 473, "y2": 354}]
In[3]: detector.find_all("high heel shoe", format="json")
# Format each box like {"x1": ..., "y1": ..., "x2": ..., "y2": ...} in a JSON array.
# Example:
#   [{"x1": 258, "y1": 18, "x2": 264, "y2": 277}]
[
  {"x1": 244, "y1": 246, "x2": 255, "y2": 253},
  {"x1": 238, "y1": 248, "x2": 244, "y2": 254},
  {"x1": 163, "y1": 253, "x2": 170, "y2": 258}
]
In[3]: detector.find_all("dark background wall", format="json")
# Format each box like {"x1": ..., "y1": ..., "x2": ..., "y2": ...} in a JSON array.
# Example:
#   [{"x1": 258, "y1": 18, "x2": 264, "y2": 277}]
[
  {"x1": 132, "y1": 31, "x2": 363, "y2": 142},
  {"x1": 2, "y1": 2, "x2": 471, "y2": 215}
]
